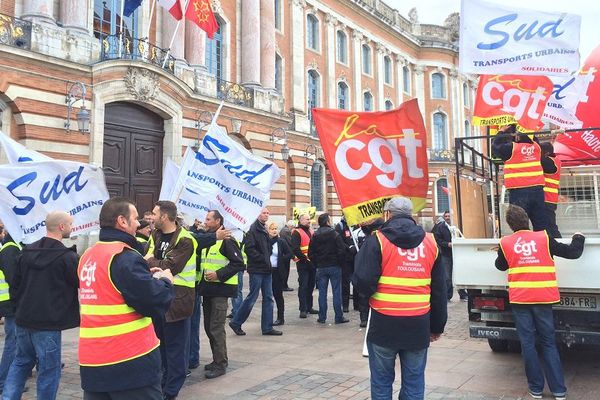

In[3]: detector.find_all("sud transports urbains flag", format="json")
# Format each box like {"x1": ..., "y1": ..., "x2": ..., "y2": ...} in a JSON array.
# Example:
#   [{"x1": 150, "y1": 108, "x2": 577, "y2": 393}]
[{"x1": 311, "y1": 99, "x2": 429, "y2": 226}]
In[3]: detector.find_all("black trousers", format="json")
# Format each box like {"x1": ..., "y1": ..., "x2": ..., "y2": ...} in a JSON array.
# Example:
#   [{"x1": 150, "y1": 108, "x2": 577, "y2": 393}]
[
  {"x1": 509, "y1": 186, "x2": 547, "y2": 231},
  {"x1": 545, "y1": 202, "x2": 562, "y2": 238},
  {"x1": 83, "y1": 382, "x2": 163, "y2": 400},
  {"x1": 280, "y1": 258, "x2": 291, "y2": 289},
  {"x1": 297, "y1": 267, "x2": 316, "y2": 312},
  {"x1": 153, "y1": 317, "x2": 190, "y2": 398},
  {"x1": 202, "y1": 296, "x2": 228, "y2": 369},
  {"x1": 341, "y1": 260, "x2": 355, "y2": 309},
  {"x1": 272, "y1": 270, "x2": 285, "y2": 320}
]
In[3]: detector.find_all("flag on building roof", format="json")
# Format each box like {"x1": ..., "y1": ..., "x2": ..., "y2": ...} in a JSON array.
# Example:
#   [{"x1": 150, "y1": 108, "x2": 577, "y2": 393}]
[
  {"x1": 124, "y1": 0, "x2": 144, "y2": 17},
  {"x1": 185, "y1": 0, "x2": 219, "y2": 39},
  {"x1": 158, "y1": 0, "x2": 183, "y2": 20}
]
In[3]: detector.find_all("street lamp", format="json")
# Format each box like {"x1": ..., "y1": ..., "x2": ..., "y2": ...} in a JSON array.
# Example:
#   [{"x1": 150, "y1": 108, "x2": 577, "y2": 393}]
[
  {"x1": 304, "y1": 143, "x2": 320, "y2": 171},
  {"x1": 64, "y1": 82, "x2": 90, "y2": 133},
  {"x1": 270, "y1": 127, "x2": 290, "y2": 161},
  {"x1": 194, "y1": 110, "x2": 213, "y2": 150}
]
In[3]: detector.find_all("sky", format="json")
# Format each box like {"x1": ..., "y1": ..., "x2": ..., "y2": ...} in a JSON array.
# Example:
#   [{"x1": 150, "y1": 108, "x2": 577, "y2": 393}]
[{"x1": 385, "y1": 0, "x2": 600, "y2": 62}]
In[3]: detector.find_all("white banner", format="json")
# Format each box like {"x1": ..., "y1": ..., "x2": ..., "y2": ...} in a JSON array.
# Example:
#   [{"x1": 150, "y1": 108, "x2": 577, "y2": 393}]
[
  {"x1": 0, "y1": 161, "x2": 109, "y2": 243},
  {"x1": 170, "y1": 122, "x2": 281, "y2": 231},
  {"x1": 159, "y1": 158, "x2": 179, "y2": 201},
  {"x1": 459, "y1": 0, "x2": 581, "y2": 76},
  {"x1": 543, "y1": 68, "x2": 596, "y2": 129},
  {"x1": 0, "y1": 130, "x2": 52, "y2": 163}
]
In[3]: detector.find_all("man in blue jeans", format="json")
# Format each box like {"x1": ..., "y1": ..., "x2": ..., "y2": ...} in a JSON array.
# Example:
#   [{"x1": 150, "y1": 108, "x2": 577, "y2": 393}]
[
  {"x1": 3, "y1": 211, "x2": 80, "y2": 400},
  {"x1": 229, "y1": 208, "x2": 282, "y2": 336},
  {"x1": 495, "y1": 205, "x2": 584, "y2": 400},
  {"x1": 308, "y1": 213, "x2": 349, "y2": 324},
  {"x1": 354, "y1": 197, "x2": 447, "y2": 400}
]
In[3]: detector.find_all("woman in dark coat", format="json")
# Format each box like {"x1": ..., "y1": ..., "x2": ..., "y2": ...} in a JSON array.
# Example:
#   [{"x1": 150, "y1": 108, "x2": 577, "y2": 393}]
[{"x1": 268, "y1": 222, "x2": 292, "y2": 326}]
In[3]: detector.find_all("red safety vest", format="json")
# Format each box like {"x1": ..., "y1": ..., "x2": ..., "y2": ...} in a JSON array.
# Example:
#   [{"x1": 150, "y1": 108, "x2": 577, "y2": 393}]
[
  {"x1": 504, "y1": 142, "x2": 545, "y2": 189},
  {"x1": 292, "y1": 227, "x2": 312, "y2": 262},
  {"x1": 78, "y1": 242, "x2": 160, "y2": 367},
  {"x1": 500, "y1": 230, "x2": 560, "y2": 304},
  {"x1": 369, "y1": 232, "x2": 438, "y2": 317},
  {"x1": 544, "y1": 156, "x2": 561, "y2": 204}
]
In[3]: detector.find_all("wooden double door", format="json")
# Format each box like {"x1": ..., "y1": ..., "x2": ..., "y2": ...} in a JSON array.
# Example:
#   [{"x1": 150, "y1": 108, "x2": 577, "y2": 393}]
[{"x1": 102, "y1": 102, "x2": 164, "y2": 215}]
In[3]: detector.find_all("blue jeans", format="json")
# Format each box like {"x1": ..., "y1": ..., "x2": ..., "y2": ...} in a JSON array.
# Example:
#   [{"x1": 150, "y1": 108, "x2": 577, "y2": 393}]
[
  {"x1": 316, "y1": 267, "x2": 343, "y2": 322},
  {"x1": 188, "y1": 292, "x2": 202, "y2": 367},
  {"x1": 155, "y1": 317, "x2": 191, "y2": 398},
  {"x1": 0, "y1": 316, "x2": 17, "y2": 390},
  {"x1": 230, "y1": 271, "x2": 244, "y2": 318},
  {"x1": 231, "y1": 273, "x2": 274, "y2": 334},
  {"x1": 367, "y1": 341, "x2": 428, "y2": 400},
  {"x1": 512, "y1": 305, "x2": 566, "y2": 397},
  {"x1": 2, "y1": 327, "x2": 62, "y2": 400}
]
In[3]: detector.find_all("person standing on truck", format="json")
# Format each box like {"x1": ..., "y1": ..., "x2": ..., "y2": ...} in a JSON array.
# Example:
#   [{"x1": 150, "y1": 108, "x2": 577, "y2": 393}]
[
  {"x1": 354, "y1": 197, "x2": 447, "y2": 400},
  {"x1": 492, "y1": 124, "x2": 555, "y2": 231},
  {"x1": 540, "y1": 142, "x2": 562, "y2": 238},
  {"x1": 495, "y1": 205, "x2": 585, "y2": 400}
]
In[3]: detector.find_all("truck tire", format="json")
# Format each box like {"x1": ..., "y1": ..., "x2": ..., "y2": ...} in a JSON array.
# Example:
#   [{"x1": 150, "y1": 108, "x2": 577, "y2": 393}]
[{"x1": 487, "y1": 338, "x2": 509, "y2": 352}]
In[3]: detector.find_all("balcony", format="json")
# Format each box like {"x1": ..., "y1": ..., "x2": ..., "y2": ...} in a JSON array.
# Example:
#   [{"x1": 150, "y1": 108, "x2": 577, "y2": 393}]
[
  {"x1": 0, "y1": 13, "x2": 32, "y2": 50},
  {"x1": 99, "y1": 34, "x2": 175, "y2": 74},
  {"x1": 429, "y1": 148, "x2": 455, "y2": 162},
  {"x1": 216, "y1": 79, "x2": 254, "y2": 108}
]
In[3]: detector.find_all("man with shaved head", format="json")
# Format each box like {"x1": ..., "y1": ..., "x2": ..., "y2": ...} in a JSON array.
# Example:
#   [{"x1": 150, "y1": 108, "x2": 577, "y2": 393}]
[{"x1": 2, "y1": 211, "x2": 80, "y2": 399}]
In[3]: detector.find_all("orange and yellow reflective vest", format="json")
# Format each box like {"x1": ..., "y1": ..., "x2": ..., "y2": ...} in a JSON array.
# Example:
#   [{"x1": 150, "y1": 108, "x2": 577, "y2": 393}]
[
  {"x1": 544, "y1": 156, "x2": 561, "y2": 204},
  {"x1": 504, "y1": 142, "x2": 545, "y2": 189},
  {"x1": 292, "y1": 227, "x2": 312, "y2": 262}
]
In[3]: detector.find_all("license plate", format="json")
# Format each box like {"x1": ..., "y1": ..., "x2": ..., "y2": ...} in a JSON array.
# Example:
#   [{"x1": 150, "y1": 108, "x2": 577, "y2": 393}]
[{"x1": 557, "y1": 295, "x2": 598, "y2": 310}]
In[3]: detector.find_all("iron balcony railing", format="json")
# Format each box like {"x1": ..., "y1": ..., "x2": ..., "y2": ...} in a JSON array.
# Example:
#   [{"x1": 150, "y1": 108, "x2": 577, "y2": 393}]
[
  {"x1": 0, "y1": 13, "x2": 32, "y2": 50},
  {"x1": 216, "y1": 78, "x2": 254, "y2": 108},
  {"x1": 429, "y1": 148, "x2": 456, "y2": 162},
  {"x1": 99, "y1": 34, "x2": 175, "y2": 73}
]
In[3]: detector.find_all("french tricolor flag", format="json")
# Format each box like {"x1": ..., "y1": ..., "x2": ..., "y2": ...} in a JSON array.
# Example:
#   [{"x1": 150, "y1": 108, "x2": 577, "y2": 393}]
[{"x1": 158, "y1": 0, "x2": 183, "y2": 20}]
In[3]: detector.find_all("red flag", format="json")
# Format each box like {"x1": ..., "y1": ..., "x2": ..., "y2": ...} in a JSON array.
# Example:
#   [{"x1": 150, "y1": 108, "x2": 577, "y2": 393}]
[
  {"x1": 311, "y1": 99, "x2": 429, "y2": 226},
  {"x1": 441, "y1": 186, "x2": 450, "y2": 195},
  {"x1": 158, "y1": 0, "x2": 183, "y2": 20},
  {"x1": 186, "y1": 0, "x2": 219, "y2": 39}
]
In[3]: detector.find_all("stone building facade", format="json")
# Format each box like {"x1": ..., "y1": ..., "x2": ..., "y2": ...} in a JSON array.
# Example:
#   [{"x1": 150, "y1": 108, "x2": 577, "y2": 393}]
[{"x1": 0, "y1": 0, "x2": 486, "y2": 233}]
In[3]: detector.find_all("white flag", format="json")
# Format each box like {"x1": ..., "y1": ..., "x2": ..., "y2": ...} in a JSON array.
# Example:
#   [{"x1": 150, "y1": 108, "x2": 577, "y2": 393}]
[
  {"x1": 0, "y1": 130, "x2": 52, "y2": 163},
  {"x1": 543, "y1": 69, "x2": 596, "y2": 129},
  {"x1": 459, "y1": 0, "x2": 581, "y2": 76},
  {"x1": 0, "y1": 160, "x2": 110, "y2": 243}
]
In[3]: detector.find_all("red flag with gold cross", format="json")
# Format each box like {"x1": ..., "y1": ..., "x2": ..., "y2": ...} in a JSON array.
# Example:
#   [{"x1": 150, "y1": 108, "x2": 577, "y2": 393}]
[{"x1": 186, "y1": 0, "x2": 219, "y2": 39}]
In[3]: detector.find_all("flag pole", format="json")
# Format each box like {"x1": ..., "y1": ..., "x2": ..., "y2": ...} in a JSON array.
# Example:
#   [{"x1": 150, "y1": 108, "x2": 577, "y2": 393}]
[
  {"x1": 118, "y1": 0, "x2": 126, "y2": 57},
  {"x1": 162, "y1": 0, "x2": 190, "y2": 68},
  {"x1": 145, "y1": 0, "x2": 157, "y2": 41}
]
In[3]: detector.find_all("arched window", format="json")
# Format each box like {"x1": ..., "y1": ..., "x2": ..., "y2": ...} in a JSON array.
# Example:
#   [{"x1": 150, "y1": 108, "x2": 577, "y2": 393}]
[
  {"x1": 433, "y1": 112, "x2": 447, "y2": 149},
  {"x1": 432, "y1": 72, "x2": 445, "y2": 98},
  {"x1": 306, "y1": 14, "x2": 319, "y2": 50},
  {"x1": 464, "y1": 120, "x2": 471, "y2": 137},
  {"x1": 362, "y1": 44, "x2": 371, "y2": 75},
  {"x1": 93, "y1": 0, "x2": 137, "y2": 38},
  {"x1": 307, "y1": 70, "x2": 320, "y2": 110},
  {"x1": 384, "y1": 56, "x2": 392, "y2": 85},
  {"x1": 205, "y1": 19, "x2": 223, "y2": 79},
  {"x1": 338, "y1": 82, "x2": 348, "y2": 110},
  {"x1": 463, "y1": 83, "x2": 469, "y2": 106},
  {"x1": 336, "y1": 30, "x2": 347, "y2": 64},
  {"x1": 403, "y1": 65, "x2": 410, "y2": 93},
  {"x1": 364, "y1": 92, "x2": 373, "y2": 111},
  {"x1": 311, "y1": 161, "x2": 325, "y2": 211},
  {"x1": 275, "y1": 54, "x2": 283, "y2": 93},
  {"x1": 274, "y1": 0, "x2": 282, "y2": 30},
  {"x1": 436, "y1": 178, "x2": 449, "y2": 215},
  {"x1": 385, "y1": 100, "x2": 393, "y2": 110}
]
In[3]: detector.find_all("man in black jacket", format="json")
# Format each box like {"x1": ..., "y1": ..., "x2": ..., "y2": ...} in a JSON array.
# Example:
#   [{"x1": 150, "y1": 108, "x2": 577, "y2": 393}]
[
  {"x1": 432, "y1": 211, "x2": 467, "y2": 301},
  {"x1": 309, "y1": 213, "x2": 349, "y2": 324},
  {"x1": 199, "y1": 210, "x2": 245, "y2": 378},
  {"x1": 292, "y1": 214, "x2": 318, "y2": 318},
  {"x1": 0, "y1": 226, "x2": 22, "y2": 393},
  {"x1": 335, "y1": 217, "x2": 357, "y2": 313},
  {"x1": 3, "y1": 211, "x2": 80, "y2": 399},
  {"x1": 229, "y1": 208, "x2": 282, "y2": 336},
  {"x1": 354, "y1": 197, "x2": 447, "y2": 400}
]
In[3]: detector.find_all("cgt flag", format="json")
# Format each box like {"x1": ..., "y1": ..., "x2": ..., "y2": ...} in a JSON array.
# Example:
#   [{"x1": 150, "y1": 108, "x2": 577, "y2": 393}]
[{"x1": 312, "y1": 99, "x2": 429, "y2": 226}]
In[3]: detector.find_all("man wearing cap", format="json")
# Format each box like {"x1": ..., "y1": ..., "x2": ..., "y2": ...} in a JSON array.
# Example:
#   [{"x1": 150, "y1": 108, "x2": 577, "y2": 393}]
[{"x1": 354, "y1": 197, "x2": 447, "y2": 400}]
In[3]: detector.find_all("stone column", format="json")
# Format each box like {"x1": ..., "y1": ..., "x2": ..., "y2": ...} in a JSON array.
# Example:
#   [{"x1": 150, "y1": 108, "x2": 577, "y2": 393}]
[
  {"x1": 325, "y1": 15, "x2": 337, "y2": 108},
  {"x1": 242, "y1": 0, "x2": 261, "y2": 86},
  {"x1": 60, "y1": 0, "x2": 89, "y2": 34},
  {"x1": 449, "y1": 68, "x2": 460, "y2": 142},
  {"x1": 22, "y1": 0, "x2": 56, "y2": 24},
  {"x1": 396, "y1": 55, "x2": 405, "y2": 105},
  {"x1": 290, "y1": 0, "x2": 306, "y2": 111},
  {"x1": 185, "y1": 20, "x2": 206, "y2": 67},
  {"x1": 260, "y1": 0, "x2": 275, "y2": 89},
  {"x1": 162, "y1": 6, "x2": 185, "y2": 60},
  {"x1": 352, "y1": 31, "x2": 363, "y2": 111},
  {"x1": 414, "y1": 65, "x2": 426, "y2": 114},
  {"x1": 376, "y1": 44, "x2": 385, "y2": 110}
]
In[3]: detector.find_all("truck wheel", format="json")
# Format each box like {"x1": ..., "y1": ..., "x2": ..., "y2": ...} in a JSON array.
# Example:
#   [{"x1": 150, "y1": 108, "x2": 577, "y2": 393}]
[{"x1": 488, "y1": 338, "x2": 509, "y2": 352}]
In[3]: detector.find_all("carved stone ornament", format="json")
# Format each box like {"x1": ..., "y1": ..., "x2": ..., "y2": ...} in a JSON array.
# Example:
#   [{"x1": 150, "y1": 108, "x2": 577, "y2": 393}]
[
  {"x1": 211, "y1": 0, "x2": 223, "y2": 15},
  {"x1": 124, "y1": 67, "x2": 160, "y2": 102}
]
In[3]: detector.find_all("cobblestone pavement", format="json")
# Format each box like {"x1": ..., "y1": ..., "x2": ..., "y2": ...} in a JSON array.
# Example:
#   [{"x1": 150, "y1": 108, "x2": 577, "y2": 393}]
[{"x1": 3, "y1": 268, "x2": 600, "y2": 399}]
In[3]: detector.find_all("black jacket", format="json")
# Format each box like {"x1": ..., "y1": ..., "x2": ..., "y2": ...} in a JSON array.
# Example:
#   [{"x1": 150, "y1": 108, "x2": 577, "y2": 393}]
[
  {"x1": 272, "y1": 236, "x2": 292, "y2": 271},
  {"x1": 291, "y1": 225, "x2": 313, "y2": 270},
  {"x1": 0, "y1": 237, "x2": 21, "y2": 317},
  {"x1": 198, "y1": 238, "x2": 245, "y2": 298},
  {"x1": 432, "y1": 221, "x2": 452, "y2": 258},
  {"x1": 80, "y1": 228, "x2": 174, "y2": 393},
  {"x1": 279, "y1": 226, "x2": 293, "y2": 247},
  {"x1": 11, "y1": 237, "x2": 79, "y2": 331},
  {"x1": 353, "y1": 216, "x2": 447, "y2": 350},
  {"x1": 244, "y1": 220, "x2": 272, "y2": 274},
  {"x1": 335, "y1": 220, "x2": 357, "y2": 264},
  {"x1": 308, "y1": 226, "x2": 347, "y2": 268}
]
